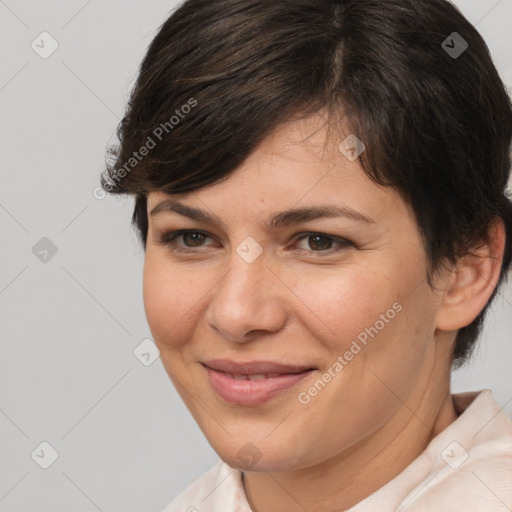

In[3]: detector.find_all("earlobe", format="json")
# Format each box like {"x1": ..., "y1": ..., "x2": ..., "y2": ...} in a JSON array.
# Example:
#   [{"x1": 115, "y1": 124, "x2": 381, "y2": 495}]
[{"x1": 435, "y1": 218, "x2": 506, "y2": 331}]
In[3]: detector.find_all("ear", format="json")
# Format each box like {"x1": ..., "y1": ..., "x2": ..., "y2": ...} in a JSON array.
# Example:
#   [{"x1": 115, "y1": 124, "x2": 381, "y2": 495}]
[{"x1": 435, "y1": 218, "x2": 507, "y2": 331}]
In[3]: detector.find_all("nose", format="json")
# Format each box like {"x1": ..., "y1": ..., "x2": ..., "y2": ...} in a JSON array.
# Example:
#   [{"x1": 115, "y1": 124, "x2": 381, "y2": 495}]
[{"x1": 204, "y1": 249, "x2": 288, "y2": 344}]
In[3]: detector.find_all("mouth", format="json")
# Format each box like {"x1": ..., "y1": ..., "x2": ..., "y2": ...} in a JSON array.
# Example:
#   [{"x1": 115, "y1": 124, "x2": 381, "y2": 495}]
[{"x1": 202, "y1": 360, "x2": 316, "y2": 406}]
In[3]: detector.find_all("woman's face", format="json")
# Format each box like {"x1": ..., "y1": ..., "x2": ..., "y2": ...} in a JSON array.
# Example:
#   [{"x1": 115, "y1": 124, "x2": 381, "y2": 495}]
[{"x1": 143, "y1": 113, "x2": 452, "y2": 472}]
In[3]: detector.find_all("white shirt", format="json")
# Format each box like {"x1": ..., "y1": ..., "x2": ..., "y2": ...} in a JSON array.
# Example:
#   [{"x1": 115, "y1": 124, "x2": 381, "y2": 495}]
[{"x1": 163, "y1": 390, "x2": 512, "y2": 511}]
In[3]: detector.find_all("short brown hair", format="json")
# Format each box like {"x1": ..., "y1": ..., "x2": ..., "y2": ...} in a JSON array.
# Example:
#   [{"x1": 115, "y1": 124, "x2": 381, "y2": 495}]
[{"x1": 102, "y1": 0, "x2": 512, "y2": 366}]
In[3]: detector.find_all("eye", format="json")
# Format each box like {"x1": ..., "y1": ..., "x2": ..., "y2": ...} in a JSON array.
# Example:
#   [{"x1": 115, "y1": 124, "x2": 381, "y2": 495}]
[
  {"x1": 156, "y1": 230, "x2": 353, "y2": 256},
  {"x1": 291, "y1": 232, "x2": 352, "y2": 255},
  {"x1": 157, "y1": 230, "x2": 217, "y2": 253}
]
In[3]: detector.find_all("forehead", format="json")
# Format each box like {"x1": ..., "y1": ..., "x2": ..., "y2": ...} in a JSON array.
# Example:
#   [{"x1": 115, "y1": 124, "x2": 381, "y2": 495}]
[{"x1": 147, "y1": 113, "x2": 409, "y2": 224}]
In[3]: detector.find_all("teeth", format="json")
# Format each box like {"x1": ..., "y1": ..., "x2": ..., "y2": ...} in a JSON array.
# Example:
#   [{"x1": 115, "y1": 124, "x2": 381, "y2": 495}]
[
  {"x1": 231, "y1": 374, "x2": 249, "y2": 380},
  {"x1": 228, "y1": 373, "x2": 282, "y2": 380}
]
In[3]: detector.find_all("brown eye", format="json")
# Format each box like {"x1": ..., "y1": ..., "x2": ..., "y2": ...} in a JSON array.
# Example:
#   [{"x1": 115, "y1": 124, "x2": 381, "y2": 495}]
[
  {"x1": 293, "y1": 232, "x2": 352, "y2": 255},
  {"x1": 158, "y1": 230, "x2": 216, "y2": 253},
  {"x1": 306, "y1": 235, "x2": 333, "y2": 251},
  {"x1": 181, "y1": 232, "x2": 207, "y2": 247}
]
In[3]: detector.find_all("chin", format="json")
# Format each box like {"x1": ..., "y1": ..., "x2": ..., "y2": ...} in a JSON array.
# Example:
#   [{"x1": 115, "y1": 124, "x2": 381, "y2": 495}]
[{"x1": 211, "y1": 435, "x2": 313, "y2": 473}]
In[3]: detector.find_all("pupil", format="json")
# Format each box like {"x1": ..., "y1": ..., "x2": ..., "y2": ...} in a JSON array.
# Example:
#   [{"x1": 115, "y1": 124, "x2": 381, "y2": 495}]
[
  {"x1": 184, "y1": 233, "x2": 204, "y2": 246},
  {"x1": 309, "y1": 235, "x2": 331, "y2": 251}
]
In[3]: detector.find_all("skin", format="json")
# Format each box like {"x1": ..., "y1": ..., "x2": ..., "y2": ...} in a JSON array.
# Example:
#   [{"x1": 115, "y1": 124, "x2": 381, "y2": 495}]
[{"x1": 143, "y1": 113, "x2": 505, "y2": 512}]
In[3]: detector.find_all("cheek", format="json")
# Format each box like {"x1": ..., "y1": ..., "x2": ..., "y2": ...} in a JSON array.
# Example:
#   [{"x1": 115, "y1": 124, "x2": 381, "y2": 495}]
[
  {"x1": 285, "y1": 257, "x2": 431, "y2": 390},
  {"x1": 142, "y1": 253, "x2": 204, "y2": 351},
  {"x1": 284, "y1": 264, "x2": 397, "y2": 352}
]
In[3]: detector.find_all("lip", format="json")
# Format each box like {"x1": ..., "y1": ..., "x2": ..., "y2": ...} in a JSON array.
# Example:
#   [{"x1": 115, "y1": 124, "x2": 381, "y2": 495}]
[{"x1": 202, "y1": 359, "x2": 315, "y2": 406}]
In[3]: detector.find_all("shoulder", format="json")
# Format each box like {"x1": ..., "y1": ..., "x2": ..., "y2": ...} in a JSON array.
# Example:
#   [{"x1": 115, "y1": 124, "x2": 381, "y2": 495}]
[
  {"x1": 162, "y1": 460, "x2": 249, "y2": 512},
  {"x1": 398, "y1": 390, "x2": 512, "y2": 511},
  {"x1": 398, "y1": 443, "x2": 512, "y2": 511}
]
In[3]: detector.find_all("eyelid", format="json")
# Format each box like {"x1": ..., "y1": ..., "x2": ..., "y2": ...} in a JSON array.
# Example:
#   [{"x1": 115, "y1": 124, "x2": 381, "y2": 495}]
[
  {"x1": 292, "y1": 232, "x2": 353, "y2": 252},
  {"x1": 157, "y1": 229, "x2": 353, "y2": 255},
  {"x1": 157, "y1": 229, "x2": 218, "y2": 252}
]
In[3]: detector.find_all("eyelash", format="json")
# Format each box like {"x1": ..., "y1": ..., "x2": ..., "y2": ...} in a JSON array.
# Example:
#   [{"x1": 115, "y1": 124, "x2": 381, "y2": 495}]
[{"x1": 156, "y1": 229, "x2": 353, "y2": 256}]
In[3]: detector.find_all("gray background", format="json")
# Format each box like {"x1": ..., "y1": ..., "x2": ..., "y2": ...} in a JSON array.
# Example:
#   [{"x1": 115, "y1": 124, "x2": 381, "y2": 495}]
[{"x1": 1, "y1": 1, "x2": 511, "y2": 511}]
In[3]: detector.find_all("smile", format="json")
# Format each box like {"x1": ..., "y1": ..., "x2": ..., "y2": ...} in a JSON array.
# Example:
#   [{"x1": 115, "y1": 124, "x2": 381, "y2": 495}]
[{"x1": 202, "y1": 360, "x2": 315, "y2": 406}]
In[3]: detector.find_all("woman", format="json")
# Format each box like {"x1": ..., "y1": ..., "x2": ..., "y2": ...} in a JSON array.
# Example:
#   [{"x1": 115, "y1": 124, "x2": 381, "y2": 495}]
[{"x1": 101, "y1": 0, "x2": 512, "y2": 510}]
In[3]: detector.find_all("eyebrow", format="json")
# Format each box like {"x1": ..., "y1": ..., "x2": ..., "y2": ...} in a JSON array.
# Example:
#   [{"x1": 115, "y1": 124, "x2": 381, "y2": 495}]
[{"x1": 149, "y1": 199, "x2": 375, "y2": 230}]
